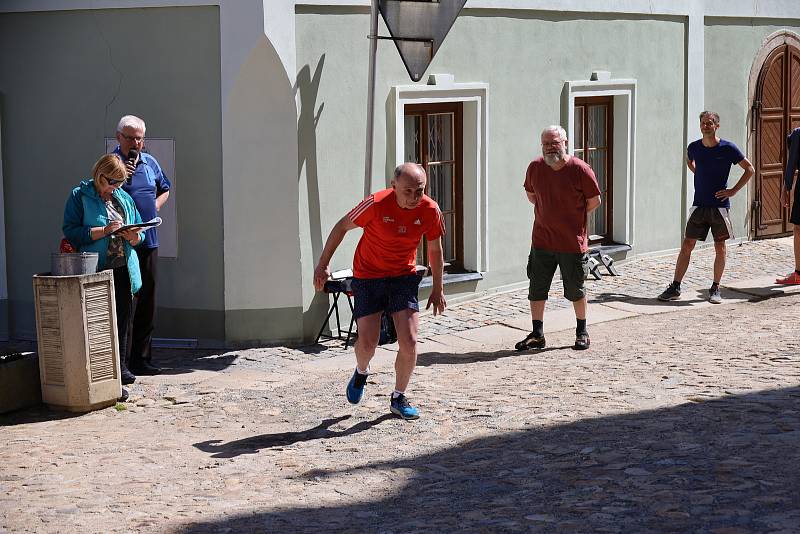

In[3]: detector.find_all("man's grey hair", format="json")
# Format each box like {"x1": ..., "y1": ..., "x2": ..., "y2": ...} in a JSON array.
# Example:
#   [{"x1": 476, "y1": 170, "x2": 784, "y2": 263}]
[
  {"x1": 394, "y1": 162, "x2": 426, "y2": 179},
  {"x1": 541, "y1": 125, "x2": 567, "y2": 141},
  {"x1": 117, "y1": 115, "x2": 146, "y2": 133}
]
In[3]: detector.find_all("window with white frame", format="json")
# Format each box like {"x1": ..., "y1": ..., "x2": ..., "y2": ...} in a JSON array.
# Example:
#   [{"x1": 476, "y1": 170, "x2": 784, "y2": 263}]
[
  {"x1": 564, "y1": 77, "x2": 637, "y2": 247},
  {"x1": 393, "y1": 79, "x2": 488, "y2": 273}
]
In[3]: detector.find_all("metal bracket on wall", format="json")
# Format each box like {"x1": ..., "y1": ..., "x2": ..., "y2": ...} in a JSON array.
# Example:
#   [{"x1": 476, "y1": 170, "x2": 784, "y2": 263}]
[{"x1": 751, "y1": 100, "x2": 761, "y2": 132}]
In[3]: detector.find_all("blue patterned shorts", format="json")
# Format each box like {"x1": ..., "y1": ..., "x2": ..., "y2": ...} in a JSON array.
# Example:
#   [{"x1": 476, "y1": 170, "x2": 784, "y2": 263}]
[{"x1": 351, "y1": 274, "x2": 423, "y2": 320}]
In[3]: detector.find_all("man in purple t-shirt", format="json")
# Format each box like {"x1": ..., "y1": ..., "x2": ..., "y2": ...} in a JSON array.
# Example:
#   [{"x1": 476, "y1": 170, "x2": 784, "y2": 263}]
[
  {"x1": 516, "y1": 125, "x2": 601, "y2": 351},
  {"x1": 658, "y1": 111, "x2": 754, "y2": 304}
]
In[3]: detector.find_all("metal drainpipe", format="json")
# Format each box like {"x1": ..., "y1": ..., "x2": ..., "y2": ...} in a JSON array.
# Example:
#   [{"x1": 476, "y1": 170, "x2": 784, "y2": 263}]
[{"x1": 364, "y1": 0, "x2": 379, "y2": 198}]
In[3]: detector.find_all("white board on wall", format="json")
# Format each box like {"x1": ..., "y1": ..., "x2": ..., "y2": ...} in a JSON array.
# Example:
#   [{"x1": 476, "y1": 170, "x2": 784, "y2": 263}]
[{"x1": 105, "y1": 138, "x2": 177, "y2": 258}]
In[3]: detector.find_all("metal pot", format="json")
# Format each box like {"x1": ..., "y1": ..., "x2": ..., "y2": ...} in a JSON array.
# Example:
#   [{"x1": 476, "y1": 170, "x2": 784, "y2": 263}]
[{"x1": 50, "y1": 252, "x2": 99, "y2": 276}]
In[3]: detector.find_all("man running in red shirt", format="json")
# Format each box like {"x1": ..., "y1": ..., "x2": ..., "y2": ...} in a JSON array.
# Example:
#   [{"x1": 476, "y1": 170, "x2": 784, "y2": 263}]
[{"x1": 314, "y1": 163, "x2": 446, "y2": 420}]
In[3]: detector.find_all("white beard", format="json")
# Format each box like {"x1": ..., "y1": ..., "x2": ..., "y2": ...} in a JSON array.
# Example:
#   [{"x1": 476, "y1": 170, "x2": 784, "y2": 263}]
[{"x1": 543, "y1": 152, "x2": 565, "y2": 167}]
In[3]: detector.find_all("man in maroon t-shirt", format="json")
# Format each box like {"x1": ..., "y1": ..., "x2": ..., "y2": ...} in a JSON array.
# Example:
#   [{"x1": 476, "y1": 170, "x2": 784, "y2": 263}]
[{"x1": 516, "y1": 125, "x2": 602, "y2": 351}]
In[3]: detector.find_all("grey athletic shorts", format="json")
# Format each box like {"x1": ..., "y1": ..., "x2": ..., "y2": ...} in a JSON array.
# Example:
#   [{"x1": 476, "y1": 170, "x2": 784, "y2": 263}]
[{"x1": 685, "y1": 206, "x2": 734, "y2": 242}]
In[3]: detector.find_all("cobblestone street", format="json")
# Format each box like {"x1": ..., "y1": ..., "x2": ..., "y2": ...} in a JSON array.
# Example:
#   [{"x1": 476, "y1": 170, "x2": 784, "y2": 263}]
[{"x1": 2, "y1": 238, "x2": 800, "y2": 533}]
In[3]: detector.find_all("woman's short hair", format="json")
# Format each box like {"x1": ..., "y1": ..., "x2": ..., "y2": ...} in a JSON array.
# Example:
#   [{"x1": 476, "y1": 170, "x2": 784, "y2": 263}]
[
  {"x1": 116, "y1": 115, "x2": 146, "y2": 133},
  {"x1": 92, "y1": 154, "x2": 127, "y2": 182}
]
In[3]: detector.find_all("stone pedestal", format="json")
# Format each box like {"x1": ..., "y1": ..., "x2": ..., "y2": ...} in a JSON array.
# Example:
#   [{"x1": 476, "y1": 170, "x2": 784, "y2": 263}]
[{"x1": 33, "y1": 271, "x2": 121, "y2": 412}]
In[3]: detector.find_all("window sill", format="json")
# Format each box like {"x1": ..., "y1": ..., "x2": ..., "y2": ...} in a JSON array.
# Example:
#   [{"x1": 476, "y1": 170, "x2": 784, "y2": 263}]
[{"x1": 420, "y1": 270, "x2": 483, "y2": 289}]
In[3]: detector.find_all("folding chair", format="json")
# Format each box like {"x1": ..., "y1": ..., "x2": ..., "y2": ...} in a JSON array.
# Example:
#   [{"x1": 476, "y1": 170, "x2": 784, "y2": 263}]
[
  {"x1": 315, "y1": 277, "x2": 356, "y2": 348},
  {"x1": 587, "y1": 247, "x2": 622, "y2": 279}
]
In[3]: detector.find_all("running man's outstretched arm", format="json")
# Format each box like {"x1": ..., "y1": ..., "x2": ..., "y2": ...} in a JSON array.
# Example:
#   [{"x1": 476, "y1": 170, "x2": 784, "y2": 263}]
[
  {"x1": 425, "y1": 237, "x2": 446, "y2": 316},
  {"x1": 314, "y1": 215, "x2": 358, "y2": 291}
]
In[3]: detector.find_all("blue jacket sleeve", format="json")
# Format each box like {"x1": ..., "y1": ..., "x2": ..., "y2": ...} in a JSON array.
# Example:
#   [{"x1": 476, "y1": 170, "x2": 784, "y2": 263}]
[
  {"x1": 62, "y1": 188, "x2": 92, "y2": 247},
  {"x1": 786, "y1": 129, "x2": 800, "y2": 191}
]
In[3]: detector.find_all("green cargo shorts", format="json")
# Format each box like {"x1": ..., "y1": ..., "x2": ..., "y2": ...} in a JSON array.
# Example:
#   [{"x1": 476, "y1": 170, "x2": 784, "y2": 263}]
[{"x1": 527, "y1": 247, "x2": 589, "y2": 302}]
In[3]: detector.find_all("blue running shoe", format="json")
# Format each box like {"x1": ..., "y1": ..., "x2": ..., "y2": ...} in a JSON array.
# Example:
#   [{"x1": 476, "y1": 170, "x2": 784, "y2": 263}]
[
  {"x1": 346, "y1": 369, "x2": 368, "y2": 404},
  {"x1": 390, "y1": 393, "x2": 419, "y2": 420}
]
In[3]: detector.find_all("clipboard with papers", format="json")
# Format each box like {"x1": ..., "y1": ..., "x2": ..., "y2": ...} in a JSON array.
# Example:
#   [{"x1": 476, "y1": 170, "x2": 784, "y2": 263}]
[{"x1": 111, "y1": 217, "x2": 162, "y2": 235}]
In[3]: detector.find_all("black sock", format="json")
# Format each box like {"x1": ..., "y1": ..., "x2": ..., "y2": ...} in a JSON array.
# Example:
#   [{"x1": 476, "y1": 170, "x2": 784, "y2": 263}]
[
  {"x1": 795, "y1": 269, "x2": 800, "y2": 275},
  {"x1": 532, "y1": 320, "x2": 543, "y2": 338},
  {"x1": 672, "y1": 280, "x2": 681, "y2": 288},
  {"x1": 576, "y1": 318, "x2": 587, "y2": 335},
  {"x1": 710, "y1": 281, "x2": 719, "y2": 290}
]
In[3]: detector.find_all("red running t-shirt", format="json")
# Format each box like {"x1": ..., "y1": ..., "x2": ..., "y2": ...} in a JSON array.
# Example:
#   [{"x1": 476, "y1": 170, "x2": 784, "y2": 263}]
[
  {"x1": 348, "y1": 189, "x2": 445, "y2": 279},
  {"x1": 523, "y1": 156, "x2": 601, "y2": 253}
]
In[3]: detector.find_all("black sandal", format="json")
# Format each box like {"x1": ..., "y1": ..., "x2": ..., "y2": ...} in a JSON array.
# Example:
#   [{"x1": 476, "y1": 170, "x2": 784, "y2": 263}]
[
  {"x1": 515, "y1": 332, "x2": 546, "y2": 351},
  {"x1": 573, "y1": 332, "x2": 590, "y2": 350}
]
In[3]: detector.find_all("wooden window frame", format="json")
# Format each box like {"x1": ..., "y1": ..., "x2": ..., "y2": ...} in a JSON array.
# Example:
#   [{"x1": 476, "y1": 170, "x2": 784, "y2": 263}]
[
  {"x1": 574, "y1": 96, "x2": 614, "y2": 245},
  {"x1": 404, "y1": 102, "x2": 464, "y2": 271}
]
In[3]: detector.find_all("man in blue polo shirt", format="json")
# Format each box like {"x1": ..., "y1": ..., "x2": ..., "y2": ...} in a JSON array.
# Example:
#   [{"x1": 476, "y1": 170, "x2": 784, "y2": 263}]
[
  {"x1": 658, "y1": 111, "x2": 754, "y2": 304},
  {"x1": 113, "y1": 115, "x2": 171, "y2": 376}
]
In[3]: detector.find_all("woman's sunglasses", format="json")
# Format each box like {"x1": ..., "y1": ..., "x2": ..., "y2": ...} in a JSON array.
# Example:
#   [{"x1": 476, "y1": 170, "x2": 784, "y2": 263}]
[{"x1": 102, "y1": 174, "x2": 125, "y2": 186}]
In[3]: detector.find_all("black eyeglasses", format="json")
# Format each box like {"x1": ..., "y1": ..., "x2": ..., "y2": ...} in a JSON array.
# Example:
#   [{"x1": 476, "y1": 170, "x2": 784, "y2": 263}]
[{"x1": 102, "y1": 175, "x2": 125, "y2": 186}]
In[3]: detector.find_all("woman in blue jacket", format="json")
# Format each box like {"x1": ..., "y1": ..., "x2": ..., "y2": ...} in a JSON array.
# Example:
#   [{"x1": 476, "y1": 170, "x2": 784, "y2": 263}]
[{"x1": 63, "y1": 154, "x2": 145, "y2": 388}]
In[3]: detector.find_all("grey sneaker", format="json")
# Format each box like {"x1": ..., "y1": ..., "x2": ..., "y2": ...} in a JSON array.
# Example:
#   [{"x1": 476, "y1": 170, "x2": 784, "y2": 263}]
[
  {"x1": 708, "y1": 286, "x2": 722, "y2": 304},
  {"x1": 657, "y1": 282, "x2": 681, "y2": 301}
]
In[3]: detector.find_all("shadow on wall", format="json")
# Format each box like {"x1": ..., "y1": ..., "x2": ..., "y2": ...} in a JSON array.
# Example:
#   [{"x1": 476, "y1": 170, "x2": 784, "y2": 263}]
[
  {"x1": 296, "y1": 55, "x2": 333, "y2": 340},
  {"x1": 384, "y1": 91, "x2": 397, "y2": 190},
  {"x1": 296, "y1": 54, "x2": 326, "y2": 260},
  {"x1": 178, "y1": 385, "x2": 800, "y2": 532}
]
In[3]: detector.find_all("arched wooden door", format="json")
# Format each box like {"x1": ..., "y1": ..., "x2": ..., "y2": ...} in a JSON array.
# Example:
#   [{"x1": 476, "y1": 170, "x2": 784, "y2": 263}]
[{"x1": 754, "y1": 44, "x2": 800, "y2": 238}]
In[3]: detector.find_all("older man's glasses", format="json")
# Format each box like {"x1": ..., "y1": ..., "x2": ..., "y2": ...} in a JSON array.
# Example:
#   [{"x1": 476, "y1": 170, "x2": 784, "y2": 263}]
[
  {"x1": 103, "y1": 175, "x2": 125, "y2": 187},
  {"x1": 119, "y1": 133, "x2": 144, "y2": 143},
  {"x1": 541, "y1": 140, "x2": 565, "y2": 147}
]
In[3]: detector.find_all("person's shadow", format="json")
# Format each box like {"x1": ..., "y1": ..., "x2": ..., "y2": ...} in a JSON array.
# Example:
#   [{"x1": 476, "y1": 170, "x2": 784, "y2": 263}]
[{"x1": 193, "y1": 413, "x2": 394, "y2": 458}]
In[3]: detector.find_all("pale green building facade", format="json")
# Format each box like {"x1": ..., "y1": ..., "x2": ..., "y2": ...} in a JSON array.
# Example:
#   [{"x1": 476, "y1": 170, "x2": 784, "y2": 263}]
[{"x1": 1, "y1": 1, "x2": 798, "y2": 346}]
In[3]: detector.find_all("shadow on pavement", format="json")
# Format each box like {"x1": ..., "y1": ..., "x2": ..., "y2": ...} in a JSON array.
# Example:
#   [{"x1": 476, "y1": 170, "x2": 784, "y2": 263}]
[
  {"x1": 0, "y1": 406, "x2": 86, "y2": 426},
  {"x1": 724, "y1": 285, "x2": 800, "y2": 301},
  {"x1": 153, "y1": 350, "x2": 240, "y2": 375},
  {"x1": 417, "y1": 346, "x2": 565, "y2": 367},
  {"x1": 193, "y1": 414, "x2": 394, "y2": 459},
  {"x1": 176, "y1": 386, "x2": 800, "y2": 532},
  {"x1": 295, "y1": 341, "x2": 348, "y2": 355},
  {"x1": 592, "y1": 292, "x2": 708, "y2": 306}
]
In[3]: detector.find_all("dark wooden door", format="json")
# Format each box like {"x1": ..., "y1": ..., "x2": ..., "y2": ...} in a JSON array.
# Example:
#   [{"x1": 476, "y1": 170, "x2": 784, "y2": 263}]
[
  {"x1": 754, "y1": 44, "x2": 800, "y2": 238},
  {"x1": 405, "y1": 102, "x2": 463, "y2": 270},
  {"x1": 574, "y1": 96, "x2": 613, "y2": 244}
]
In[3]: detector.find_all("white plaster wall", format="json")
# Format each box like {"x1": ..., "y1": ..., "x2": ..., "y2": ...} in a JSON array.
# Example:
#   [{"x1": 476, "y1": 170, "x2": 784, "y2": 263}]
[{"x1": 218, "y1": 1, "x2": 301, "y2": 321}]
